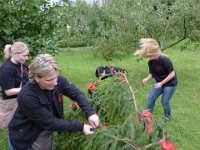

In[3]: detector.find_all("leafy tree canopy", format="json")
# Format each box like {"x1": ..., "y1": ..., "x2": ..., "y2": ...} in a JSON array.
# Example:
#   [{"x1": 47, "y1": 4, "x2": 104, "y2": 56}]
[
  {"x1": 1, "y1": 0, "x2": 199, "y2": 60},
  {"x1": 0, "y1": 0, "x2": 66, "y2": 58},
  {"x1": 60, "y1": 0, "x2": 200, "y2": 60}
]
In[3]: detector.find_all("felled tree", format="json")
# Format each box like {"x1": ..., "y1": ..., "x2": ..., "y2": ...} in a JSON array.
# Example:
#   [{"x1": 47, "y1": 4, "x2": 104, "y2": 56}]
[{"x1": 56, "y1": 74, "x2": 176, "y2": 150}]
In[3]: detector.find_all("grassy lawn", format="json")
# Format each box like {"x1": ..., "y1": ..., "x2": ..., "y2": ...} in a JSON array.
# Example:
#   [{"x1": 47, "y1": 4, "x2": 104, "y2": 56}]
[
  {"x1": 57, "y1": 47, "x2": 200, "y2": 150},
  {"x1": 0, "y1": 46, "x2": 200, "y2": 149}
]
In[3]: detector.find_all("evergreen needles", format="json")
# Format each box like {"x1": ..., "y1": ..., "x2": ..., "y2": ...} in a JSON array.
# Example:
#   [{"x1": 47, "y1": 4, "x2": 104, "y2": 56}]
[{"x1": 60, "y1": 75, "x2": 171, "y2": 150}]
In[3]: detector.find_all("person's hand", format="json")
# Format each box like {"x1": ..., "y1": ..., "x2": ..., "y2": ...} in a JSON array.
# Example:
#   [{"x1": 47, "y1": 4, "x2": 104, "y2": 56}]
[
  {"x1": 83, "y1": 124, "x2": 94, "y2": 135},
  {"x1": 142, "y1": 78, "x2": 149, "y2": 84},
  {"x1": 154, "y1": 82, "x2": 163, "y2": 88},
  {"x1": 88, "y1": 114, "x2": 99, "y2": 128}
]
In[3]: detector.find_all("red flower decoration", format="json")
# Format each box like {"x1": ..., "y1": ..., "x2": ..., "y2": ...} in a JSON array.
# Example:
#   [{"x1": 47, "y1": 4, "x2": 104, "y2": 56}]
[
  {"x1": 161, "y1": 139, "x2": 177, "y2": 150},
  {"x1": 119, "y1": 73, "x2": 126, "y2": 79},
  {"x1": 140, "y1": 110, "x2": 154, "y2": 135},
  {"x1": 88, "y1": 83, "x2": 96, "y2": 91},
  {"x1": 68, "y1": 102, "x2": 80, "y2": 109}
]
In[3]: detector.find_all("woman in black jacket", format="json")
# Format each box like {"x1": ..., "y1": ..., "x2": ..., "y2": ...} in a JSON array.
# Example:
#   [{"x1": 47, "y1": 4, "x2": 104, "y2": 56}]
[{"x1": 8, "y1": 54, "x2": 99, "y2": 150}]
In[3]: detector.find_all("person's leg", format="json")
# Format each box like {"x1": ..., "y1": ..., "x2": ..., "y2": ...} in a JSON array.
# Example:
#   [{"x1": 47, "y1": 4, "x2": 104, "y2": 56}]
[
  {"x1": 146, "y1": 85, "x2": 162, "y2": 113},
  {"x1": 51, "y1": 133, "x2": 54, "y2": 150},
  {"x1": 8, "y1": 136, "x2": 14, "y2": 150},
  {"x1": 161, "y1": 86, "x2": 177, "y2": 120},
  {"x1": 31, "y1": 131, "x2": 53, "y2": 150},
  {"x1": 8, "y1": 135, "x2": 31, "y2": 150}
]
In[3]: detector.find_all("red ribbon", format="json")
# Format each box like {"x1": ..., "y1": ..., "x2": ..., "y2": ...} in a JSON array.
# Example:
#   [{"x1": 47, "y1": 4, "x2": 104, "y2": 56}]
[
  {"x1": 161, "y1": 139, "x2": 177, "y2": 150},
  {"x1": 140, "y1": 110, "x2": 154, "y2": 135},
  {"x1": 119, "y1": 73, "x2": 126, "y2": 79}
]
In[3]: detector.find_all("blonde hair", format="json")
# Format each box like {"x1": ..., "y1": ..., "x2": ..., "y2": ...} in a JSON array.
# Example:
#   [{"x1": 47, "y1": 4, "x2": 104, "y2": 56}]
[
  {"x1": 4, "y1": 42, "x2": 29, "y2": 60},
  {"x1": 134, "y1": 38, "x2": 163, "y2": 58},
  {"x1": 29, "y1": 54, "x2": 61, "y2": 84}
]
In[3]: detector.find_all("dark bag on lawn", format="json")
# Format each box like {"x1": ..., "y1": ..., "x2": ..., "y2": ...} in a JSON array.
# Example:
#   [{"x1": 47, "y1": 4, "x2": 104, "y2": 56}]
[{"x1": 0, "y1": 97, "x2": 18, "y2": 129}]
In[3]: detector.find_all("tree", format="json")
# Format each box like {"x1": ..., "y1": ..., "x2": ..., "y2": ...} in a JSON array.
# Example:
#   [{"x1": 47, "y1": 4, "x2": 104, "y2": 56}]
[
  {"x1": 0, "y1": 0, "x2": 65, "y2": 58},
  {"x1": 65, "y1": 0, "x2": 200, "y2": 60}
]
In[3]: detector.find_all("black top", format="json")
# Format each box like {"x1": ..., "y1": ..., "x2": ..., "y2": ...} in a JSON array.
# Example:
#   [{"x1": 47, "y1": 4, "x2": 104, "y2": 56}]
[
  {"x1": 148, "y1": 56, "x2": 178, "y2": 87},
  {"x1": 97, "y1": 66, "x2": 128, "y2": 80},
  {"x1": 0, "y1": 59, "x2": 29, "y2": 99},
  {"x1": 8, "y1": 76, "x2": 94, "y2": 150}
]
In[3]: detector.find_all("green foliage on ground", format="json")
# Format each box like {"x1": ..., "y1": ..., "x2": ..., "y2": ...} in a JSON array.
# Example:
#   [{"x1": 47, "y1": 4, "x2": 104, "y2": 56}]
[{"x1": 60, "y1": 76, "x2": 169, "y2": 150}]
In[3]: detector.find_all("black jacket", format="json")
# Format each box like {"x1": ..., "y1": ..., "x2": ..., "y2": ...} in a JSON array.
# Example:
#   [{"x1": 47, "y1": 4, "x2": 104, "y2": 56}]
[{"x1": 8, "y1": 76, "x2": 94, "y2": 150}]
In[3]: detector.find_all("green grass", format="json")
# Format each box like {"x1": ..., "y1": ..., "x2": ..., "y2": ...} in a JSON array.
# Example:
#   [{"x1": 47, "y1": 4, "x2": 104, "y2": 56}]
[
  {"x1": 1, "y1": 46, "x2": 200, "y2": 150},
  {"x1": 57, "y1": 47, "x2": 200, "y2": 150}
]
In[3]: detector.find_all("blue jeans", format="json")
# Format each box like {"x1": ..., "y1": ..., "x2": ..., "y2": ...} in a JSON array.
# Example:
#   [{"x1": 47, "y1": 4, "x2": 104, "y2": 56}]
[
  {"x1": 146, "y1": 85, "x2": 177, "y2": 119},
  {"x1": 8, "y1": 136, "x2": 14, "y2": 150},
  {"x1": 8, "y1": 136, "x2": 30, "y2": 150}
]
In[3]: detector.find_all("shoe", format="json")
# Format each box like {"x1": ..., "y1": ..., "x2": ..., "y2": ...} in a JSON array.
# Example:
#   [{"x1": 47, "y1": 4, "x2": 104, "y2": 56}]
[{"x1": 165, "y1": 117, "x2": 172, "y2": 123}]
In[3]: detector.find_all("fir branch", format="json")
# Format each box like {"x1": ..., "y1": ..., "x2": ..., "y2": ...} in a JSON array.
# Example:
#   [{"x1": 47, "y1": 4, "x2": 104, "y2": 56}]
[
  {"x1": 143, "y1": 128, "x2": 165, "y2": 149},
  {"x1": 143, "y1": 138, "x2": 165, "y2": 150},
  {"x1": 109, "y1": 135, "x2": 141, "y2": 150},
  {"x1": 123, "y1": 73, "x2": 139, "y2": 128}
]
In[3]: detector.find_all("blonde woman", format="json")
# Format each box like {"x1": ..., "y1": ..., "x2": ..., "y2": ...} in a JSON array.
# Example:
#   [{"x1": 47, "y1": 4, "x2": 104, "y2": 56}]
[
  {"x1": 0, "y1": 42, "x2": 29, "y2": 100},
  {"x1": 135, "y1": 38, "x2": 178, "y2": 121},
  {"x1": 8, "y1": 54, "x2": 99, "y2": 150}
]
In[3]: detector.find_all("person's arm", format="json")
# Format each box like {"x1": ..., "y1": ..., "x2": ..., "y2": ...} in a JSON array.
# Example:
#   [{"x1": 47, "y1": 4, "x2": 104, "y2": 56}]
[
  {"x1": 60, "y1": 76, "x2": 99, "y2": 128},
  {"x1": 60, "y1": 77, "x2": 94, "y2": 116},
  {"x1": 5, "y1": 82, "x2": 22, "y2": 96},
  {"x1": 1, "y1": 66, "x2": 23, "y2": 96},
  {"x1": 5, "y1": 88, "x2": 21, "y2": 96},
  {"x1": 142, "y1": 73, "x2": 153, "y2": 84},
  {"x1": 18, "y1": 90, "x2": 87, "y2": 132},
  {"x1": 155, "y1": 71, "x2": 175, "y2": 88},
  {"x1": 155, "y1": 56, "x2": 176, "y2": 88}
]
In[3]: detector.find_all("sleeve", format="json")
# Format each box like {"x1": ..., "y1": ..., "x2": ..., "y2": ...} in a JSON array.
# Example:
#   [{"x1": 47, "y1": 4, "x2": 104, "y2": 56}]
[
  {"x1": 0, "y1": 69, "x2": 16, "y2": 90},
  {"x1": 18, "y1": 91, "x2": 84, "y2": 132},
  {"x1": 162, "y1": 57, "x2": 174, "y2": 73},
  {"x1": 148, "y1": 61, "x2": 152, "y2": 74},
  {"x1": 58, "y1": 76, "x2": 94, "y2": 118}
]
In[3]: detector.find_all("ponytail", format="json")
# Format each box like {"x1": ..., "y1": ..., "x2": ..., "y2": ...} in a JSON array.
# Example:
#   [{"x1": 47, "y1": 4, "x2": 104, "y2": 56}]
[
  {"x1": 4, "y1": 44, "x2": 12, "y2": 60},
  {"x1": 3, "y1": 42, "x2": 29, "y2": 60}
]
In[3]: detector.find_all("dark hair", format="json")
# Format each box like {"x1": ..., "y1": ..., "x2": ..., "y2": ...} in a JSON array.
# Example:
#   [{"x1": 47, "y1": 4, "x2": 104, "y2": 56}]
[{"x1": 95, "y1": 66, "x2": 105, "y2": 78}]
